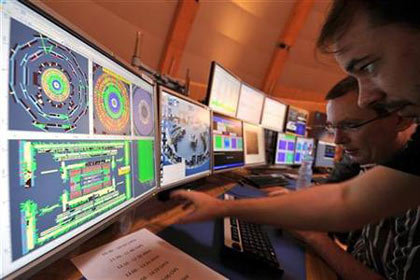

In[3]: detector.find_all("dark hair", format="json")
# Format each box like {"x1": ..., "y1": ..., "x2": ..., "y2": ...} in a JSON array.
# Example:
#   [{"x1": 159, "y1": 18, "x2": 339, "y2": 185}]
[
  {"x1": 325, "y1": 76, "x2": 358, "y2": 100},
  {"x1": 317, "y1": 0, "x2": 420, "y2": 53}
]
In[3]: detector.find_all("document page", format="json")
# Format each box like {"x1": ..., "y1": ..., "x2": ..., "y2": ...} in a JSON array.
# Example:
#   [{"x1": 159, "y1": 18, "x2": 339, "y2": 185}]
[{"x1": 72, "y1": 228, "x2": 228, "y2": 280}]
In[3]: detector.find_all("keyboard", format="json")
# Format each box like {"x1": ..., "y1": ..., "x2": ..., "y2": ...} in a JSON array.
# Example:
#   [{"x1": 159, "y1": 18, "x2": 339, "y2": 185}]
[
  {"x1": 240, "y1": 173, "x2": 290, "y2": 188},
  {"x1": 223, "y1": 194, "x2": 283, "y2": 271}
]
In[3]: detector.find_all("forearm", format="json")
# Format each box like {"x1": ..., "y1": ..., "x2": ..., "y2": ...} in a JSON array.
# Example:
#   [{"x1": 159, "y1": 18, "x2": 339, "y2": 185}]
[
  {"x1": 220, "y1": 167, "x2": 420, "y2": 231},
  {"x1": 307, "y1": 235, "x2": 384, "y2": 280},
  {"x1": 222, "y1": 184, "x2": 350, "y2": 230}
]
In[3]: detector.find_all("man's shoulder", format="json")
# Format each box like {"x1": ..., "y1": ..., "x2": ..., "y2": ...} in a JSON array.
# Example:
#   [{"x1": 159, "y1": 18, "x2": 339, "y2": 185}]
[
  {"x1": 369, "y1": 206, "x2": 420, "y2": 234},
  {"x1": 382, "y1": 126, "x2": 420, "y2": 176}
]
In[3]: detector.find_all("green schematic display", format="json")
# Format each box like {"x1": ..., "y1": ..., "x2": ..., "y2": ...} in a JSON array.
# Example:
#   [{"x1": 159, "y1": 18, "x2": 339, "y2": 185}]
[{"x1": 8, "y1": 139, "x2": 155, "y2": 261}]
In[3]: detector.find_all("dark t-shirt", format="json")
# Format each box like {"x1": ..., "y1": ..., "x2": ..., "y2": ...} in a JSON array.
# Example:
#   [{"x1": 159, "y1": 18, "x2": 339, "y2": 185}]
[{"x1": 382, "y1": 126, "x2": 420, "y2": 176}]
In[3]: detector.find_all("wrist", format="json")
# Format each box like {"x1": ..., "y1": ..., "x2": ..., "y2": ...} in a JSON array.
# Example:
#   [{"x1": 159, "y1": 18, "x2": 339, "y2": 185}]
[{"x1": 218, "y1": 199, "x2": 233, "y2": 217}]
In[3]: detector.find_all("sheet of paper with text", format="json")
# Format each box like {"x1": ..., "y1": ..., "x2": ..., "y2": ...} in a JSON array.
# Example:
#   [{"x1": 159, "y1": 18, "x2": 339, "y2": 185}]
[{"x1": 72, "y1": 228, "x2": 228, "y2": 280}]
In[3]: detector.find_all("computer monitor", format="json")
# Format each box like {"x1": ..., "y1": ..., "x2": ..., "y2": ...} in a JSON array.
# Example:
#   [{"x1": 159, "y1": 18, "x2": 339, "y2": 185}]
[
  {"x1": 1, "y1": 1, "x2": 158, "y2": 278},
  {"x1": 243, "y1": 122, "x2": 266, "y2": 166},
  {"x1": 285, "y1": 106, "x2": 309, "y2": 136},
  {"x1": 274, "y1": 133, "x2": 296, "y2": 165},
  {"x1": 294, "y1": 137, "x2": 315, "y2": 165},
  {"x1": 212, "y1": 112, "x2": 245, "y2": 171},
  {"x1": 264, "y1": 129, "x2": 278, "y2": 165},
  {"x1": 159, "y1": 87, "x2": 211, "y2": 189},
  {"x1": 236, "y1": 83, "x2": 265, "y2": 124},
  {"x1": 260, "y1": 97, "x2": 288, "y2": 132},
  {"x1": 206, "y1": 62, "x2": 241, "y2": 117},
  {"x1": 314, "y1": 141, "x2": 337, "y2": 168}
]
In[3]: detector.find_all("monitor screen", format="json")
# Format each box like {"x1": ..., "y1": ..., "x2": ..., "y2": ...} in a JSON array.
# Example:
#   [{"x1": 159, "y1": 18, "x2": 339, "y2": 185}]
[
  {"x1": 236, "y1": 83, "x2": 265, "y2": 124},
  {"x1": 275, "y1": 133, "x2": 296, "y2": 165},
  {"x1": 314, "y1": 141, "x2": 337, "y2": 168},
  {"x1": 1, "y1": 1, "x2": 158, "y2": 278},
  {"x1": 294, "y1": 137, "x2": 315, "y2": 164},
  {"x1": 264, "y1": 129, "x2": 278, "y2": 164},
  {"x1": 243, "y1": 123, "x2": 266, "y2": 166},
  {"x1": 213, "y1": 112, "x2": 245, "y2": 171},
  {"x1": 285, "y1": 106, "x2": 309, "y2": 136},
  {"x1": 207, "y1": 62, "x2": 241, "y2": 117},
  {"x1": 160, "y1": 88, "x2": 211, "y2": 189},
  {"x1": 260, "y1": 97, "x2": 287, "y2": 132}
]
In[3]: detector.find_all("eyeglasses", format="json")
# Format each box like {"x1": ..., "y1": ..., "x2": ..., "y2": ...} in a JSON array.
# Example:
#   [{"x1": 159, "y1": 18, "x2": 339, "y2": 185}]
[{"x1": 324, "y1": 112, "x2": 393, "y2": 134}]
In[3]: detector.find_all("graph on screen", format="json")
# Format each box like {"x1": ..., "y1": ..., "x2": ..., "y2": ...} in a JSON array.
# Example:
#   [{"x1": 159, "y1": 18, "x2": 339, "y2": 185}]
[
  {"x1": 0, "y1": 2, "x2": 158, "y2": 278},
  {"x1": 208, "y1": 63, "x2": 241, "y2": 117},
  {"x1": 9, "y1": 19, "x2": 89, "y2": 134}
]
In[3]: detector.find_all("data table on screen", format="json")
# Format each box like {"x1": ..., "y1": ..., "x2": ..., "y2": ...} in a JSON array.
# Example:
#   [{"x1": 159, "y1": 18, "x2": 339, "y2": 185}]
[
  {"x1": 236, "y1": 84, "x2": 265, "y2": 124},
  {"x1": 208, "y1": 63, "x2": 241, "y2": 117},
  {"x1": 261, "y1": 98, "x2": 287, "y2": 132}
]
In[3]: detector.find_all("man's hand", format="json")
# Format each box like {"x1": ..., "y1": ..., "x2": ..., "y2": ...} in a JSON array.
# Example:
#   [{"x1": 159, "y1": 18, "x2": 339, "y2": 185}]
[{"x1": 170, "y1": 190, "x2": 225, "y2": 223}]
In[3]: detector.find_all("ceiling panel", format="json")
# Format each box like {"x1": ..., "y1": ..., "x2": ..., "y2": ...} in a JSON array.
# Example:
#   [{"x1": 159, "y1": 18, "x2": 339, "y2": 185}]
[
  {"x1": 36, "y1": 0, "x2": 346, "y2": 108},
  {"x1": 179, "y1": 0, "x2": 296, "y2": 89}
]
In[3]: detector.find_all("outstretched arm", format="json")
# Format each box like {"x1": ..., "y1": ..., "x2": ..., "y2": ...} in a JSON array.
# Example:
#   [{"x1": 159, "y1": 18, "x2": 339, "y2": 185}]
[{"x1": 172, "y1": 166, "x2": 420, "y2": 231}]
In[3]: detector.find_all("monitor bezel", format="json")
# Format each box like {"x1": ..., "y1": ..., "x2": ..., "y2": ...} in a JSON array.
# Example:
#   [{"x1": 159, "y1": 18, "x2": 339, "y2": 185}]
[
  {"x1": 236, "y1": 81, "x2": 266, "y2": 124},
  {"x1": 2, "y1": 1, "x2": 160, "y2": 279},
  {"x1": 243, "y1": 121, "x2": 266, "y2": 167},
  {"x1": 205, "y1": 61, "x2": 242, "y2": 118},
  {"x1": 274, "y1": 132, "x2": 297, "y2": 166},
  {"x1": 314, "y1": 140, "x2": 337, "y2": 168},
  {"x1": 260, "y1": 96, "x2": 289, "y2": 132},
  {"x1": 158, "y1": 86, "x2": 212, "y2": 191},
  {"x1": 212, "y1": 111, "x2": 245, "y2": 173}
]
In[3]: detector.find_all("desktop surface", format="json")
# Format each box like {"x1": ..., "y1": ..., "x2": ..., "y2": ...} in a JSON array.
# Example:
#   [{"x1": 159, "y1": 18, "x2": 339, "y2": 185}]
[
  {"x1": 158, "y1": 185, "x2": 305, "y2": 280},
  {"x1": 30, "y1": 174, "x2": 336, "y2": 280}
]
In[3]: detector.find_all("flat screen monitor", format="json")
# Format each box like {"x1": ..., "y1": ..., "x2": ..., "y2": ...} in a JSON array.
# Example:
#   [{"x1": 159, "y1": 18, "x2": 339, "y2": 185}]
[
  {"x1": 212, "y1": 112, "x2": 245, "y2": 171},
  {"x1": 236, "y1": 83, "x2": 265, "y2": 124},
  {"x1": 275, "y1": 133, "x2": 296, "y2": 165},
  {"x1": 1, "y1": 1, "x2": 158, "y2": 278},
  {"x1": 285, "y1": 106, "x2": 309, "y2": 136},
  {"x1": 294, "y1": 137, "x2": 315, "y2": 164},
  {"x1": 243, "y1": 122, "x2": 266, "y2": 166},
  {"x1": 314, "y1": 141, "x2": 337, "y2": 168},
  {"x1": 159, "y1": 88, "x2": 211, "y2": 189},
  {"x1": 264, "y1": 129, "x2": 278, "y2": 165},
  {"x1": 260, "y1": 97, "x2": 287, "y2": 132},
  {"x1": 207, "y1": 62, "x2": 241, "y2": 117}
]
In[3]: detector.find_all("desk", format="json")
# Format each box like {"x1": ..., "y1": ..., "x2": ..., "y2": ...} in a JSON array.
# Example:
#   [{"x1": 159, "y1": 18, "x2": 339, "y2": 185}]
[{"x1": 31, "y1": 174, "x2": 336, "y2": 280}]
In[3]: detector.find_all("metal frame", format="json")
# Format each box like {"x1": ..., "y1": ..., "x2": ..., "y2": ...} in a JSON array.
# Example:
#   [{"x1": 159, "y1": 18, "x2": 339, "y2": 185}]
[
  {"x1": 158, "y1": 85, "x2": 212, "y2": 191},
  {"x1": 212, "y1": 112, "x2": 246, "y2": 173}
]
